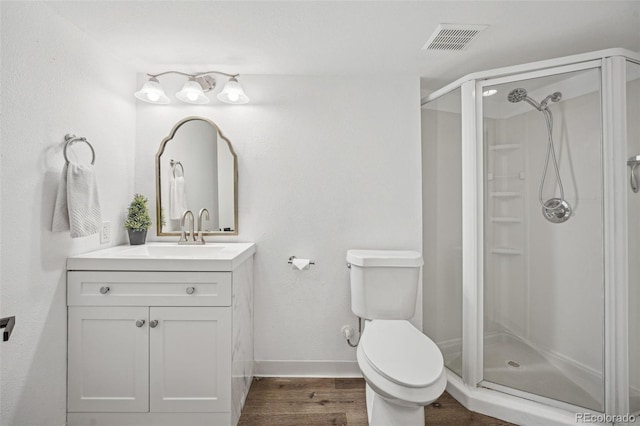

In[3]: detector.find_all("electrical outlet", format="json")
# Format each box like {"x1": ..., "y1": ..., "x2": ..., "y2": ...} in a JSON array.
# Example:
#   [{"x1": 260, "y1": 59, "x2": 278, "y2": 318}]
[{"x1": 100, "y1": 221, "x2": 111, "y2": 244}]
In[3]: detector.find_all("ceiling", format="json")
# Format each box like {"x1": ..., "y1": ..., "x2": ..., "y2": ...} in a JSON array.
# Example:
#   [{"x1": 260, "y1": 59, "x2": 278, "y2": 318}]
[{"x1": 45, "y1": 1, "x2": 640, "y2": 92}]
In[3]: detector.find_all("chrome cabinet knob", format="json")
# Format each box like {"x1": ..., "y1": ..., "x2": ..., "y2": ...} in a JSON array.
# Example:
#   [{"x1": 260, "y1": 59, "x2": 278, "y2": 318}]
[
  {"x1": 99, "y1": 286, "x2": 110, "y2": 294},
  {"x1": 136, "y1": 319, "x2": 145, "y2": 328},
  {"x1": 186, "y1": 286, "x2": 195, "y2": 295},
  {"x1": 149, "y1": 320, "x2": 158, "y2": 328}
]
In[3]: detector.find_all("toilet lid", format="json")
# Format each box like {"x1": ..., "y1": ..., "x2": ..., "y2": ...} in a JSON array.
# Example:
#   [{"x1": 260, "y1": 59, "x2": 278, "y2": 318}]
[{"x1": 361, "y1": 320, "x2": 444, "y2": 388}]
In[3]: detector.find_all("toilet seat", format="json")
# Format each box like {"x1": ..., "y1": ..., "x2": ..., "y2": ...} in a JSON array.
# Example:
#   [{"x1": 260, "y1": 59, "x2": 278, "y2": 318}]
[
  {"x1": 356, "y1": 320, "x2": 446, "y2": 406},
  {"x1": 361, "y1": 320, "x2": 444, "y2": 388}
]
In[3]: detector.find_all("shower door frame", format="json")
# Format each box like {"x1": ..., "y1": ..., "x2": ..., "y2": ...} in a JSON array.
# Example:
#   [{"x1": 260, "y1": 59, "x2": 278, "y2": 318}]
[
  {"x1": 461, "y1": 55, "x2": 631, "y2": 417},
  {"x1": 625, "y1": 57, "x2": 640, "y2": 418}
]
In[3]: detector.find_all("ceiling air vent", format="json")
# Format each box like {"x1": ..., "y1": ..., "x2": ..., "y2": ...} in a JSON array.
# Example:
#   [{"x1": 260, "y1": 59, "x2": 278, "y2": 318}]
[{"x1": 422, "y1": 24, "x2": 488, "y2": 51}]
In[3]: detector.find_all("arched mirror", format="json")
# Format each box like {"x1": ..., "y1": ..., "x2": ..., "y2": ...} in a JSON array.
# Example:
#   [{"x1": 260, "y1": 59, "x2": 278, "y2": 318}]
[{"x1": 155, "y1": 116, "x2": 238, "y2": 236}]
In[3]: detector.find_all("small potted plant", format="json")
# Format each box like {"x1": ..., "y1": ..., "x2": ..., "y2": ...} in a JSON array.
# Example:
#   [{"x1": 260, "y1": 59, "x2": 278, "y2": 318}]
[{"x1": 124, "y1": 193, "x2": 152, "y2": 245}]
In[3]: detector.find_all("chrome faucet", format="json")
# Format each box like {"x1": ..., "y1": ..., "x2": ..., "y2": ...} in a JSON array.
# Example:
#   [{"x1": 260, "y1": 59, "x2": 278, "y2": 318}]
[
  {"x1": 178, "y1": 210, "x2": 195, "y2": 244},
  {"x1": 197, "y1": 208, "x2": 210, "y2": 244}
]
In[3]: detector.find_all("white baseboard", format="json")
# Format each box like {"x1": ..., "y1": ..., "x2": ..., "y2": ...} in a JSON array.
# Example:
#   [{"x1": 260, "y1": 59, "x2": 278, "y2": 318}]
[{"x1": 254, "y1": 360, "x2": 362, "y2": 378}]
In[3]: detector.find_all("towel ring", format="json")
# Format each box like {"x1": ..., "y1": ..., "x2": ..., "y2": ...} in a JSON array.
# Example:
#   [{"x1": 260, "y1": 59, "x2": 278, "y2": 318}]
[
  {"x1": 64, "y1": 134, "x2": 95, "y2": 165},
  {"x1": 170, "y1": 159, "x2": 184, "y2": 178}
]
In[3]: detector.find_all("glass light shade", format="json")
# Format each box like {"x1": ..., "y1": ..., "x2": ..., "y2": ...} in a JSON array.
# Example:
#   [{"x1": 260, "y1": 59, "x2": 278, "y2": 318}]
[
  {"x1": 176, "y1": 79, "x2": 209, "y2": 104},
  {"x1": 134, "y1": 77, "x2": 170, "y2": 104},
  {"x1": 216, "y1": 77, "x2": 249, "y2": 104}
]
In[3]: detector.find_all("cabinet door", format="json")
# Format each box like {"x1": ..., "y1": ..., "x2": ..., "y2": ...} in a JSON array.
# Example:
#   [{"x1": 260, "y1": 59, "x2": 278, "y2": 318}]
[
  {"x1": 149, "y1": 307, "x2": 231, "y2": 413},
  {"x1": 68, "y1": 306, "x2": 149, "y2": 412}
]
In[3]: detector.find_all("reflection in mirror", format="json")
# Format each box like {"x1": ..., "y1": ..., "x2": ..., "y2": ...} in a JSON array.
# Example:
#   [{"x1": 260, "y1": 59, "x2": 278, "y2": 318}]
[{"x1": 156, "y1": 117, "x2": 237, "y2": 236}]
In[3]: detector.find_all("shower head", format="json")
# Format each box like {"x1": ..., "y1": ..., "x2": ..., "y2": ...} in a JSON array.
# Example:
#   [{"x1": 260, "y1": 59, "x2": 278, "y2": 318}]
[
  {"x1": 507, "y1": 88, "x2": 528, "y2": 103},
  {"x1": 540, "y1": 92, "x2": 562, "y2": 109},
  {"x1": 506, "y1": 87, "x2": 563, "y2": 111}
]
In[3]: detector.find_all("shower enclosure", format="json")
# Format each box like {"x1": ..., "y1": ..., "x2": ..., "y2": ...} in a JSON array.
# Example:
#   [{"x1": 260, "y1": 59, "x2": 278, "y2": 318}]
[{"x1": 422, "y1": 49, "x2": 640, "y2": 424}]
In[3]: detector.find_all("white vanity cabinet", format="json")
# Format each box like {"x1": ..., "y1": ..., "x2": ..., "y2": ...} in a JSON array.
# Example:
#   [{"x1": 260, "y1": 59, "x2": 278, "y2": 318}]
[{"x1": 66, "y1": 244, "x2": 255, "y2": 426}]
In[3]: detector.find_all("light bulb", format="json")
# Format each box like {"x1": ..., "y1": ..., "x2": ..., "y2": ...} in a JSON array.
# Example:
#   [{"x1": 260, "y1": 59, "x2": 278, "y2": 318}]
[
  {"x1": 176, "y1": 79, "x2": 209, "y2": 104},
  {"x1": 134, "y1": 77, "x2": 170, "y2": 104},
  {"x1": 217, "y1": 77, "x2": 249, "y2": 104}
]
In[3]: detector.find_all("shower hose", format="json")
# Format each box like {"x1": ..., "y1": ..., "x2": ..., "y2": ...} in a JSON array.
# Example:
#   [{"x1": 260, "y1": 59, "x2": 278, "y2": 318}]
[{"x1": 539, "y1": 107, "x2": 567, "y2": 213}]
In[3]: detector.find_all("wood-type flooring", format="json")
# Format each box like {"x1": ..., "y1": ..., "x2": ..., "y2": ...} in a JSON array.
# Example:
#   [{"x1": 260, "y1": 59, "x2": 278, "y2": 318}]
[{"x1": 238, "y1": 377, "x2": 516, "y2": 426}]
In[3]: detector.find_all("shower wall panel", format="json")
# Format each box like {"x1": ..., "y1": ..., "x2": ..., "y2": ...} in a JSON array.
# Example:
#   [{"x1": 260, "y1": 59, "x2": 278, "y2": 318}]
[{"x1": 524, "y1": 89, "x2": 603, "y2": 375}]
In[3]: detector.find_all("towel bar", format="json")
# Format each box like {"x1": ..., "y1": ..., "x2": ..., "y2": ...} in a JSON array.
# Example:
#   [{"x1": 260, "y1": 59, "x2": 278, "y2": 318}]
[{"x1": 64, "y1": 134, "x2": 95, "y2": 165}]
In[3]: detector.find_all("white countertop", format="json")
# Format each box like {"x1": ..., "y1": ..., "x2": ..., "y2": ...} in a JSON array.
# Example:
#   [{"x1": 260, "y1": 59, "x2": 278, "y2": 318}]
[{"x1": 67, "y1": 242, "x2": 256, "y2": 271}]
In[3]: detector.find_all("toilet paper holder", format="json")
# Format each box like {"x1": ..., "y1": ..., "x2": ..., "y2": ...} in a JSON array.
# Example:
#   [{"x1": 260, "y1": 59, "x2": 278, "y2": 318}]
[{"x1": 288, "y1": 256, "x2": 315, "y2": 266}]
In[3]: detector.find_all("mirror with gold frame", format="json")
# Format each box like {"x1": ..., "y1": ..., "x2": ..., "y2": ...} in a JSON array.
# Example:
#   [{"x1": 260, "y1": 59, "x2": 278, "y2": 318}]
[{"x1": 155, "y1": 116, "x2": 238, "y2": 236}]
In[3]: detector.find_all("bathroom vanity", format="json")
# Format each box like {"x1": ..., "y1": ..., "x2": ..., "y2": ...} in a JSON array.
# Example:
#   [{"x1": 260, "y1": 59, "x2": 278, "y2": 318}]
[{"x1": 65, "y1": 243, "x2": 255, "y2": 426}]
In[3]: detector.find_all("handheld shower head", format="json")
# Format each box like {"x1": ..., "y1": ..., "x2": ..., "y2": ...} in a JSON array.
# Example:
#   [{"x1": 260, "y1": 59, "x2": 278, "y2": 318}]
[
  {"x1": 540, "y1": 92, "x2": 562, "y2": 109},
  {"x1": 505, "y1": 86, "x2": 570, "y2": 223},
  {"x1": 507, "y1": 88, "x2": 528, "y2": 103}
]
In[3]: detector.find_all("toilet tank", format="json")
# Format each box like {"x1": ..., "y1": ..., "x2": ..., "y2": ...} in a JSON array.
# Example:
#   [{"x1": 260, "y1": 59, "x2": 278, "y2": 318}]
[{"x1": 347, "y1": 249, "x2": 423, "y2": 320}]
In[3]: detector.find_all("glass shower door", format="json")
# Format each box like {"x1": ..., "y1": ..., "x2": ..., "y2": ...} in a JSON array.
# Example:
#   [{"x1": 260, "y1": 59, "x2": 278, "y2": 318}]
[
  {"x1": 627, "y1": 59, "x2": 640, "y2": 415},
  {"x1": 481, "y1": 67, "x2": 604, "y2": 411},
  {"x1": 421, "y1": 87, "x2": 464, "y2": 378}
]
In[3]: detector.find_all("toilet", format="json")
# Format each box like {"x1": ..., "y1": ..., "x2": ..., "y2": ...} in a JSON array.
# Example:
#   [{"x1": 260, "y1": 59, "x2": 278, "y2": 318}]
[{"x1": 347, "y1": 249, "x2": 446, "y2": 426}]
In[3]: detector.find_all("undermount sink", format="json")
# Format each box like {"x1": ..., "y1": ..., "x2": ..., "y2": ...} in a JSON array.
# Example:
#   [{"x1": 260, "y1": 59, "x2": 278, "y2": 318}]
[{"x1": 67, "y1": 242, "x2": 256, "y2": 271}]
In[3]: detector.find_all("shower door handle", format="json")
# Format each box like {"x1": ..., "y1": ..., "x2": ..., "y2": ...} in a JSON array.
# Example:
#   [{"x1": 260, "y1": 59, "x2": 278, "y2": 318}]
[
  {"x1": 627, "y1": 156, "x2": 640, "y2": 193},
  {"x1": 1, "y1": 316, "x2": 15, "y2": 342}
]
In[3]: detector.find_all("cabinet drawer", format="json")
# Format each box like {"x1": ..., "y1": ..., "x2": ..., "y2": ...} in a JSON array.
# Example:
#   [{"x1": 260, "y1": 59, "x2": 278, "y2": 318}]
[{"x1": 67, "y1": 271, "x2": 231, "y2": 306}]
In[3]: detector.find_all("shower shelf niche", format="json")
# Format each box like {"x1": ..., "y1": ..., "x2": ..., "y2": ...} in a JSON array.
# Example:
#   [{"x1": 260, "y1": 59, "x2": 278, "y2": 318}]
[
  {"x1": 490, "y1": 248, "x2": 523, "y2": 256},
  {"x1": 489, "y1": 144, "x2": 521, "y2": 151},
  {"x1": 487, "y1": 173, "x2": 525, "y2": 181},
  {"x1": 490, "y1": 217, "x2": 522, "y2": 224},
  {"x1": 489, "y1": 192, "x2": 521, "y2": 198}
]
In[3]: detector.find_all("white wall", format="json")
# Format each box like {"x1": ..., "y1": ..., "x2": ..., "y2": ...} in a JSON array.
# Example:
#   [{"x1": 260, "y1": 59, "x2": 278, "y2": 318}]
[
  {"x1": 0, "y1": 3, "x2": 136, "y2": 425},
  {"x1": 135, "y1": 74, "x2": 423, "y2": 374}
]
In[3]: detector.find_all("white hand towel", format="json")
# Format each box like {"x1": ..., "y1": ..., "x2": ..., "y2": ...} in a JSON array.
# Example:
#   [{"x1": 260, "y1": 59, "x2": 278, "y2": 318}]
[
  {"x1": 52, "y1": 162, "x2": 102, "y2": 238},
  {"x1": 52, "y1": 163, "x2": 70, "y2": 232},
  {"x1": 169, "y1": 174, "x2": 187, "y2": 220}
]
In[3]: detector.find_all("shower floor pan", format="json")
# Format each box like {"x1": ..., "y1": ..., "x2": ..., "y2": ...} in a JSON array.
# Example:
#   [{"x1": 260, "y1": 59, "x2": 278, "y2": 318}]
[{"x1": 445, "y1": 333, "x2": 602, "y2": 411}]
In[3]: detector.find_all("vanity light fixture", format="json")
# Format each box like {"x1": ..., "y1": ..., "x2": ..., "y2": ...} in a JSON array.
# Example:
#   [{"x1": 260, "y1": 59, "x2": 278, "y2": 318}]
[{"x1": 135, "y1": 71, "x2": 249, "y2": 105}]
